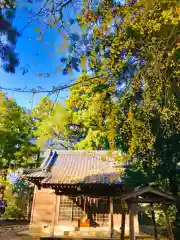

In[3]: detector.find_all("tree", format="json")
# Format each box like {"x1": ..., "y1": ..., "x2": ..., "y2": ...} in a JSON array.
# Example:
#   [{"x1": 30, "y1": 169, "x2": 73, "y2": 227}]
[
  {"x1": 0, "y1": 0, "x2": 80, "y2": 74},
  {"x1": 0, "y1": 92, "x2": 38, "y2": 168},
  {"x1": 0, "y1": 0, "x2": 19, "y2": 73},
  {"x1": 64, "y1": 0, "x2": 180, "y2": 238},
  {"x1": 0, "y1": 92, "x2": 38, "y2": 210},
  {"x1": 32, "y1": 97, "x2": 71, "y2": 149},
  {"x1": 67, "y1": 74, "x2": 120, "y2": 150}
]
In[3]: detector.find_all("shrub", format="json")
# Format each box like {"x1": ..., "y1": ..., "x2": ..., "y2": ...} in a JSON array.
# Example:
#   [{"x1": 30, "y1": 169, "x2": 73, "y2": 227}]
[{"x1": 2, "y1": 203, "x2": 24, "y2": 220}]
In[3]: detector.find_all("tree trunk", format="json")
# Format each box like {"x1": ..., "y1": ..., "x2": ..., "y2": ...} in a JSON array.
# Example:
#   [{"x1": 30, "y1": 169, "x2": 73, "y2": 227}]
[
  {"x1": 163, "y1": 205, "x2": 174, "y2": 240},
  {"x1": 26, "y1": 186, "x2": 34, "y2": 221},
  {"x1": 169, "y1": 177, "x2": 180, "y2": 240},
  {"x1": 150, "y1": 205, "x2": 158, "y2": 240},
  {"x1": 129, "y1": 204, "x2": 135, "y2": 240},
  {"x1": 1, "y1": 168, "x2": 8, "y2": 200},
  {"x1": 174, "y1": 197, "x2": 180, "y2": 240},
  {"x1": 36, "y1": 149, "x2": 41, "y2": 167},
  {"x1": 120, "y1": 210, "x2": 126, "y2": 240},
  {"x1": 0, "y1": 168, "x2": 8, "y2": 217}
]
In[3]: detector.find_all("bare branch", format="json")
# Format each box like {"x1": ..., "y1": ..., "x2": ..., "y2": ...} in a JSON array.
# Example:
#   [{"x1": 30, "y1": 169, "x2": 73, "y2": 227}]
[{"x1": 59, "y1": 0, "x2": 73, "y2": 21}]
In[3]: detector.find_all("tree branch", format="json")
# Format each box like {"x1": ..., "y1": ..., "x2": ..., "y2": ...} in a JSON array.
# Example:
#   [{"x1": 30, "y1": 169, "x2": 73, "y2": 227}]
[{"x1": 59, "y1": 0, "x2": 73, "y2": 21}]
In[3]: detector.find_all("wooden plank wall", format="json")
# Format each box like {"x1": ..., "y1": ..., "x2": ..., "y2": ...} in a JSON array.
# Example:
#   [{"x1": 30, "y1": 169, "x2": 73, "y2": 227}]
[
  {"x1": 31, "y1": 187, "x2": 56, "y2": 224},
  {"x1": 30, "y1": 188, "x2": 140, "y2": 237}
]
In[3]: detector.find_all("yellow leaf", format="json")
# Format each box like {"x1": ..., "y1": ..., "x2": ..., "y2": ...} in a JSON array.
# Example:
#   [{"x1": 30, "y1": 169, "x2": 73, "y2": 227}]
[
  {"x1": 34, "y1": 27, "x2": 40, "y2": 33},
  {"x1": 56, "y1": 66, "x2": 62, "y2": 73},
  {"x1": 63, "y1": 40, "x2": 68, "y2": 49},
  {"x1": 62, "y1": 32, "x2": 68, "y2": 41},
  {"x1": 58, "y1": 45, "x2": 62, "y2": 53},
  {"x1": 67, "y1": 67, "x2": 72, "y2": 72},
  {"x1": 39, "y1": 35, "x2": 43, "y2": 41},
  {"x1": 81, "y1": 56, "x2": 87, "y2": 72},
  {"x1": 176, "y1": 7, "x2": 180, "y2": 14}
]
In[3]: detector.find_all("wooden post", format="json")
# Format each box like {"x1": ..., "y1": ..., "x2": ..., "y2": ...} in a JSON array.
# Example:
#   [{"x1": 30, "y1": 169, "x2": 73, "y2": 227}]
[
  {"x1": 120, "y1": 209, "x2": 126, "y2": 240},
  {"x1": 84, "y1": 196, "x2": 86, "y2": 212},
  {"x1": 71, "y1": 198, "x2": 74, "y2": 222},
  {"x1": 30, "y1": 185, "x2": 37, "y2": 223},
  {"x1": 52, "y1": 194, "x2": 57, "y2": 237},
  {"x1": 129, "y1": 204, "x2": 135, "y2": 240},
  {"x1": 150, "y1": 204, "x2": 158, "y2": 240},
  {"x1": 110, "y1": 197, "x2": 114, "y2": 238},
  {"x1": 163, "y1": 205, "x2": 174, "y2": 240},
  {"x1": 26, "y1": 186, "x2": 31, "y2": 220}
]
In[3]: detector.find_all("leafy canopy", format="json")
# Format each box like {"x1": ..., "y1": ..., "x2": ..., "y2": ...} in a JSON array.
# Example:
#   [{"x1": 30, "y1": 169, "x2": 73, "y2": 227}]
[{"x1": 0, "y1": 92, "x2": 38, "y2": 169}]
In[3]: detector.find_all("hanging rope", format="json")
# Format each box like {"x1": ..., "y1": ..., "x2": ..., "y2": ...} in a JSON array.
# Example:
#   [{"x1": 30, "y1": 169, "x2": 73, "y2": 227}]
[{"x1": 0, "y1": 73, "x2": 113, "y2": 94}]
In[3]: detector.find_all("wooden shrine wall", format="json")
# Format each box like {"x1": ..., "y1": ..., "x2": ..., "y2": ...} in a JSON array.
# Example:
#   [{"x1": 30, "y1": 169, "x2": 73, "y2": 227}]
[
  {"x1": 31, "y1": 187, "x2": 56, "y2": 224},
  {"x1": 30, "y1": 187, "x2": 139, "y2": 237}
]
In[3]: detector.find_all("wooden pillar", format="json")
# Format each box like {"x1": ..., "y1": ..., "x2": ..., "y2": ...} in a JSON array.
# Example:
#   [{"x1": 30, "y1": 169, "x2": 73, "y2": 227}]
[
  {"x1": 150, "y1": 204, "x2": 158, "y2": 240},
  {"x1": 110, "y1": 197, "x2": 114, "y2": 238},
  {"x1": 163, "y1": 205, "x2": 174, "y2": 240},
  {"x1": 30, "y1": 185, "x2": 37, "y2": 223},
  {"x1": 71, "y1": 198, "x2": 74, "y2": 222},
  {"x1": 120, "y1": 209, "x2": 126, "y2": 240},
  {"x1": 26, "y1": 186, "x2": 31, "y2": 220},
  {"x1": 51, "y1": 193, "x2": 57, "y2": 237},
  {"x1": 84, "y1": 196, "x2": 86, "y2": 212},
  {"x1": 129, "y1": 204, "x2": 135, "y2": 240}
]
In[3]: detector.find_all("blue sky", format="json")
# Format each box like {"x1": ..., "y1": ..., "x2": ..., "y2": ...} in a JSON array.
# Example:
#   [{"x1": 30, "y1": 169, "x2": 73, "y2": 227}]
[{"x1": 0, "y1": 0, "x2": 80, "y2": 109}]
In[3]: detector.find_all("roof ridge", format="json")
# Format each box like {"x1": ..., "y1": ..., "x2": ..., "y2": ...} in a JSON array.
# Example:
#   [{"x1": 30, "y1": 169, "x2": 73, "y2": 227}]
[{"x1": 50, "y1": 150, "x2": 122, "y2": 154}]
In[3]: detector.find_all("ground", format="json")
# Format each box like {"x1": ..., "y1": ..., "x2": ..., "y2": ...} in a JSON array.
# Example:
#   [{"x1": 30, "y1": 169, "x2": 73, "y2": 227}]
[
  {"x1": 0, "y1": 221, "x2": 167, "y2": 240},
  {"x1": 0, "y1": 220, "x2": 31, "y2": 240}
]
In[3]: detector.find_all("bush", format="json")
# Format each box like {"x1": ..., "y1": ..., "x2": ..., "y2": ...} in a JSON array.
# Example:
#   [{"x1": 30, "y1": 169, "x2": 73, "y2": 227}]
[{"x1": 2, "y1": 203, "x2": 24, "y2": 220}]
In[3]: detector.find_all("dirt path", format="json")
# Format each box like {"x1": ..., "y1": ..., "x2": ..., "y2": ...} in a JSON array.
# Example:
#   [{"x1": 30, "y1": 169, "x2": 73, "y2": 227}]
[{"x1": 0, "y1": 221, "x2": 31, "y2": 240}]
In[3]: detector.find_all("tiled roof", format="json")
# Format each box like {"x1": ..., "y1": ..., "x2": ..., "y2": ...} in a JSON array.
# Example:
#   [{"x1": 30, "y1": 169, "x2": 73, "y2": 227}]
[
  {"x1": 24, "y1": 170, "x2": 49, "y2": 179},
  {"x1": 24, "y1": 150, "x2": 126, "y2": 185}
]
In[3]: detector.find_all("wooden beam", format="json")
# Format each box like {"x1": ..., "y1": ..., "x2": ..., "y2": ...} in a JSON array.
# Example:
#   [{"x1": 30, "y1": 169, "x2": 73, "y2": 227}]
[
  {"x1": 54, "y1": 189, "x2": 123, "y2": 197},
  {"x1": 120, "y1": 209, "x2": 126, "y2": 240},
  {"x1": 151, "y1": 204, "x2": 158, "y2": 240},
  {"x1": 131, "y1": 197, "x2": 173, "y2": 204},
  {"x1": 121, "y1": 186, "x2": 175, "y2": 202},
  {"x1": 129, "y1": 204, "x2": 135, "y2": 240},
  {"x1": 110, "y1": 197, "x2": 114, "y2": 238}
]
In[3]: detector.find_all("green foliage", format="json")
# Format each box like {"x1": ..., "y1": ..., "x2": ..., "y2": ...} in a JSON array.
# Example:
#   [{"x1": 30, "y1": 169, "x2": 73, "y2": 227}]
[
  {"x1": 0, "y1": 1, "x2": 19, "y2": 73},
  {"x1": 0, "y1": 92, "x2": 38, "y2": 219},
  {"x1": 32, "y1": 97, "x2": 71, "y2": 149},
  {"x1": 66, "y1": 0, "x2": 180, "y2": 237},
  {"x1": 0, "y1": 92, "x2": 38, "y2": 169},
  {"x1": 123, "y1": 163, "x2": 154, "y2": 188},
  {"x1": 30, "y1": 1, "x2": 180, "y2": 235},
  {"x1": 168, "y1": 205, "x2": 177, "y2": 224},
  {"x1": 1, "y1": 183, "x2": 24, "y2": 220},
  {"x1": 2, "y1": 203, "x2": 24, "y2": 220},
  {"x1": 76, "y1": 0, "x2": 180, "y2": 179}
]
